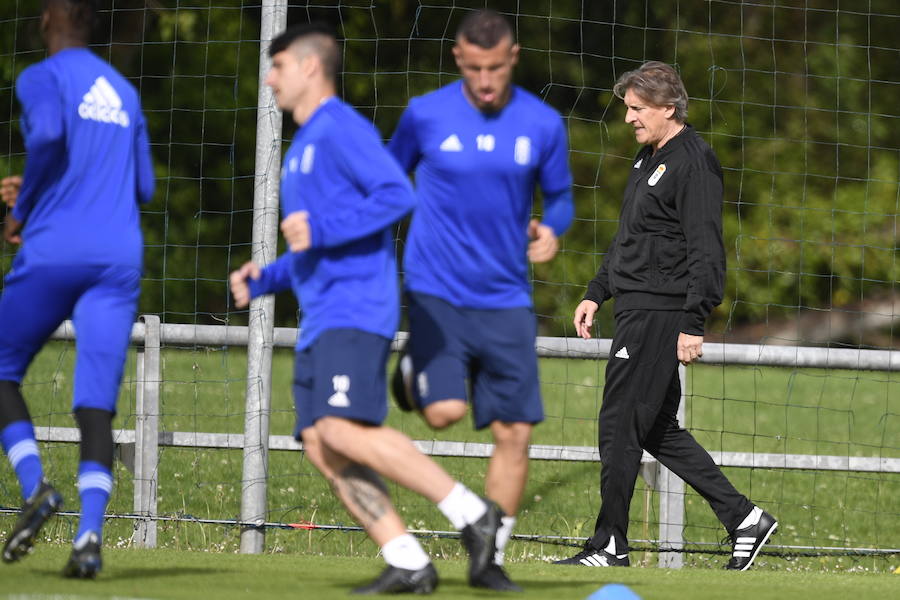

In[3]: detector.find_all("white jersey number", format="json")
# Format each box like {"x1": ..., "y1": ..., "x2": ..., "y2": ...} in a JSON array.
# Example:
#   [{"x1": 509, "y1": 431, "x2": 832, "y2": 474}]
[{"x1": 476, "y1": 134, "x2": 496, "y2": 152}]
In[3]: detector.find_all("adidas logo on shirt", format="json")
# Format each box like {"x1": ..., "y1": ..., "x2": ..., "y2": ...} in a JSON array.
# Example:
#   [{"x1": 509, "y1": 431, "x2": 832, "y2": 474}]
[
  {"x1": 614, "y1": 346, "x2": 630, "y2": 359},
  {"x1": 78, "y1": 76, "x2": 130, "y2": 128},
  {"x1": 439, "y1": 134, "x2": 463, "y2": 152}
]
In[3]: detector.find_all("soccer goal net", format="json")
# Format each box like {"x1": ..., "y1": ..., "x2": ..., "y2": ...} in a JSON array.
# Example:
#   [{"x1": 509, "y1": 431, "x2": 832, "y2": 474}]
[{"x1": 0, "y1": 0, "x2": 897, "y2": 571}]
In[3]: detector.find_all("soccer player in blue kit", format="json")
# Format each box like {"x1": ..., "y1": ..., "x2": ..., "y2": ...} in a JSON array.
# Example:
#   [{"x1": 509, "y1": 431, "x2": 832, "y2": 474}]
[
  {"x1": 388, "y1": 9, "x2": 574, "y2": 590},
  {"x1": 0, "y1": 0, "x2": 154, "y2": 578},
  {"x1": 229, "y1": 24, "x2": 509, "y2": 594}
]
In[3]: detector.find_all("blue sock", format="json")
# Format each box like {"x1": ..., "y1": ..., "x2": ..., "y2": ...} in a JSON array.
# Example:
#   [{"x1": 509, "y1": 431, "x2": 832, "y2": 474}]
[
  {"x1": 75, "y1": 461, "x2": 112, "y2": 543},
  {"x1": 1, "y1": 420, "x2": 43, "y2": 501}
]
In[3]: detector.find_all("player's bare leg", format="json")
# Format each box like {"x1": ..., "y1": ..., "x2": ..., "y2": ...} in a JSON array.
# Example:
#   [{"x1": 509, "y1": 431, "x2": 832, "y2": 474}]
[
  {"x1": 486, "y1": 421, "x2": 531, "y2": 516},
  {"x1": 315, "y1": 416, "x2": 511, "y2": 590},
  {"x1": 318, "y1": 441, "x2": 437, "y2": 594},
  {"x1": 419, "y1": 405, "x2": 526, "y2": 590},
  {"x1": 315, "y1": 416, "x2": 454, "y2": 503},
  {"x1": 422, "y1": 398, "x2": 467, "y2": 429},
  {"x1": 298, "y1": 426, "x2": 333, "y2": 479},
  {"x1": 487, "y1": 421, "x2": 530, "y2": 569},
  {"x1": 319, "y1": 443, "x2": 409, "y2": 545}
]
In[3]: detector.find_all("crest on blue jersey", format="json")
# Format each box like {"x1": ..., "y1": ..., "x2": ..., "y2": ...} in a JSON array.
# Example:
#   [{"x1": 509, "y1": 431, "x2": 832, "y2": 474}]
[
  {"x1": 514, "y1": 136, "x2": 531, "y2": 165},
  {"x1": 300, "y1": 144, "x2": 315, "y2": 174}
]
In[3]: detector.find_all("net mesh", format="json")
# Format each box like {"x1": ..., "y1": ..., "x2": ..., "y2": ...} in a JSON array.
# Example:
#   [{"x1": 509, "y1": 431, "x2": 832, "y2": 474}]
[{"x1": 0, "y1": 0, "x2": 896, "y2": 569}]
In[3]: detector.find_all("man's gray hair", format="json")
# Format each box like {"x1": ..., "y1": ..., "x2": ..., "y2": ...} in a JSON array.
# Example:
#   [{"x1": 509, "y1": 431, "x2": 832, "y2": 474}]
[{"x1": 613, "y1": 61, "x2": 688, "y2": 122}]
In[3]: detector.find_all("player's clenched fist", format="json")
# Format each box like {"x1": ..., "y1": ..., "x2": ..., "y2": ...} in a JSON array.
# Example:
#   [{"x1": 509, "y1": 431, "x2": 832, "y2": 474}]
[
  {"x1": 573, "y1": 299, "x2": 599, "y2": 340},
  {"x1": 1, "y1": 175, "x2": 22, "y2": 208},
  {"x1": 527, "y1": 218, "x2": 558, "y2": 263},
  {"x1": 281, "y1": 210, "x2": 311, "y2": 252},
  {"x1": 3, "y1": 212, "x2": 22, "y2": 245},
  {"x1": 229, "y1": 261, "x2": 261, "y2": 309},
  {"x1": 2, "y1": 176, "x2": 24, "y2": 244}
]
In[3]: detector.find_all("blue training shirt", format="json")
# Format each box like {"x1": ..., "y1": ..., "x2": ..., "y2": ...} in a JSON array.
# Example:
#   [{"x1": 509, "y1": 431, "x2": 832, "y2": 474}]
[
  {"x1": 13, "y1": 48, "x2": 154, "y2": 270},
  {"x1": 389, "y1": 80, "x2": 573, "y2": 309},
  {"x1": 248, "y1": 97, "x2": 415, "y2": 350}
]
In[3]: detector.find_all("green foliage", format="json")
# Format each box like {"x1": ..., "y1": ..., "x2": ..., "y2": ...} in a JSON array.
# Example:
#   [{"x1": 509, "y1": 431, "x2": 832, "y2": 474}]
[{"x1": 0, "y1": 1, "x2": 897, "y2": 340}]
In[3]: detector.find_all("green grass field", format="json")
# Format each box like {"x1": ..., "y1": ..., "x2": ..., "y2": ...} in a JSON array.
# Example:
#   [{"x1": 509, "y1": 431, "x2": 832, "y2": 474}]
[
  {"x1": 0, "y1": 547, "x2": 897, "y2": 599},
  {"x1": 1, "y1": 341, "x2": 898, "y2": 595}
]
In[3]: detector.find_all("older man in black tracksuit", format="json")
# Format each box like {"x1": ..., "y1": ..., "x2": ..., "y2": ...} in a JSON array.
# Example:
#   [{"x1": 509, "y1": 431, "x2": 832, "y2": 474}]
[{"x1": 555, "y1": 61, "x2": 777, "y2": 571}]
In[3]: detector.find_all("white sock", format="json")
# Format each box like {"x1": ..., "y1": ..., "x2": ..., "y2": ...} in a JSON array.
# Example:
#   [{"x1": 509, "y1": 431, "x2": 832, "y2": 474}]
[
  {"x1": 437, "y1": 482, "x2": 487, "y2": 530},
  {"x1": 737, "y1": 506, "x2": 763, "y2": 530},
  {"x1": 604, "y1": 537, "x2": 618, "y2": 555},
  {"x1": 494, "y1": 515, "x2": 516, "y2": 565},
  {"x1": 73, "y1": 530, "x2": 99, "y2": 550},
  {"x1": 382, "y1": 534, "x2": 430, "y2": 571}
]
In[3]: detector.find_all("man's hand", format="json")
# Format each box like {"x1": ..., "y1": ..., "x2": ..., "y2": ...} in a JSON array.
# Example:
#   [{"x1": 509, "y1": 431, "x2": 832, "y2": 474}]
[
  {"x1": 1, "y1": 175, "x2": 22, "y2": 209},
  {"x1": 281, "y1": 210, "x2": 312, "y2": 252},
  {"x1": 229, "y1": 261, "x2": 261, "y2": 309},
  {"x1": 527, "y1": 219, "x2": 558, "y2": 263},
  {"x1": 573, "y1": 299, "x2": 600, "y2": 340},
  {"x1": 3, "y1": 211, "x2": 22, "y2": 245},
  {"x1": 677, "y1": 332, "x2": 703, "y2": 365}
]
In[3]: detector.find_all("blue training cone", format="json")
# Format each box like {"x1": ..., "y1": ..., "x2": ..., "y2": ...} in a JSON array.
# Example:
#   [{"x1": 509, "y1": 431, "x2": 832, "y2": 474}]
[{"x1": 586, "y1": 583, "x2": 642, "y2": 600}]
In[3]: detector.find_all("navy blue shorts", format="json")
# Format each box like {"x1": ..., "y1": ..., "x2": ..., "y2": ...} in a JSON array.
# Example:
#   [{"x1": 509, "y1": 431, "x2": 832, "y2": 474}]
[
  {"x1": 0, "y1": 259, "x2": 140, "y2": 414},
  {"x1": 405, "y1": 292, "x2": 543, "y2": 430},
  {"x1": 292, "y1": 328, "x2": 391, "y2": 439}
]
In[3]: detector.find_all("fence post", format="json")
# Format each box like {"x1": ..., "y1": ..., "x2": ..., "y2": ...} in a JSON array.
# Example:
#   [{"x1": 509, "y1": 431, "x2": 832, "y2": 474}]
[
  {"x1": 657, "y1": 363, "x2": 686, "y2": 568},
  {"x1": 133, "y1": 315, "x2": 160, "y2": 548},
  {"x1": 240, "y1": 0, "x2": 287, "y2": 554}
]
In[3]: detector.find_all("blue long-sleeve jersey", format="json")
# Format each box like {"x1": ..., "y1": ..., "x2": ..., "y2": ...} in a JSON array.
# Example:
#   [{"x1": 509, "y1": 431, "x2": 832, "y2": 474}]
[
  {"x1": 248, "y1": 97, "x2": 415, "y2": 350},
  {"x1": 13, "y1": 48, "x2": 154, "y2": 270},
  {"x1": 388, "y1": 80, "x2": 574, "y2": 309}
]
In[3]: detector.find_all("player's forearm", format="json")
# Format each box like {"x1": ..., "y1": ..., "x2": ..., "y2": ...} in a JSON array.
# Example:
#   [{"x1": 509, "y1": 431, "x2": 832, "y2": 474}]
[
  {"x1": 14, "y1": 143, "x2": 64, "y2": 222},
  {"x1": 14, "y1": 103, "x2": 66, "y2": 221},
  {"x1": 135, "y1": 117, "x2": 155, "y2": 204},
  {"x1": 309, "y1": 181, "x2": 415, "y2": 248},
  {"x1": 541, "y1": 188, "x2": 574, "y2": 236},
  {"x1": 247, "y1": 252, "x2": 293, "y2": 298}
]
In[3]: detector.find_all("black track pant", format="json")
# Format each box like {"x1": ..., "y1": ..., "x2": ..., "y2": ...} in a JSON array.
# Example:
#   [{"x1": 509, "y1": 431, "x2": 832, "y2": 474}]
[{"x1": 588, "y1": 309, "x2": 753, "y2": 551}]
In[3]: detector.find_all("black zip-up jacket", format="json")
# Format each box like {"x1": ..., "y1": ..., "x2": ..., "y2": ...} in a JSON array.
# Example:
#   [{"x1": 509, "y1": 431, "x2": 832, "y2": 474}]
[{"x1": 584, "y1": 125, "x2": 725, "y2": 335}]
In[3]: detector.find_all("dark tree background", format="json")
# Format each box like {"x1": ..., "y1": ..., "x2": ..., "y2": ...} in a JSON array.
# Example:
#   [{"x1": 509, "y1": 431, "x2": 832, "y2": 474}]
[{"x1": 2, "y1": 1, "x2": 898, "y2": 347}]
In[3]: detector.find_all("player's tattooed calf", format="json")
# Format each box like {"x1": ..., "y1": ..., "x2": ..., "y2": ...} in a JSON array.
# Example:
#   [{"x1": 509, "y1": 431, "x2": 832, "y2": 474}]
[{"x1": 332, "y1": 463, "x2": 391, "y2": 527}]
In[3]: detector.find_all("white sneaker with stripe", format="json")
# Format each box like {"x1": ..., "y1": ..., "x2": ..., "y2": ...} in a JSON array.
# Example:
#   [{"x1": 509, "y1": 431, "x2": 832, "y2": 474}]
[
  {"x1": 553, "y1": 537, "x2": 630, "y2": 567},
  {"x1": 725, "y1": 507, "x2": 778, "y2": 571}
]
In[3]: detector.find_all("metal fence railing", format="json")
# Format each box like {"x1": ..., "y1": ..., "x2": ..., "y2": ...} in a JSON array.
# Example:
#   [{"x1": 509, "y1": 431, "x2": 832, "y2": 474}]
[{"x1": 39, "y1": 317, "x2": 900, "y2": 568}]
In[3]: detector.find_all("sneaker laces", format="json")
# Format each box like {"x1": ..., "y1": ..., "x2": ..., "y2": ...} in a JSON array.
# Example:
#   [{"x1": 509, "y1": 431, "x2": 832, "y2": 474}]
[
  {"x1": 570, "y1": 544, "x2": 600, "y2": 560},
  {"x1": 720, "y1": 532, "x2": 739, "y2": 555}
]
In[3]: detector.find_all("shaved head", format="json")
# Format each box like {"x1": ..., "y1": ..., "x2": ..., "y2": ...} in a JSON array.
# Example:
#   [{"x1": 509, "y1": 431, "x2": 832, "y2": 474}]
[
  {"x1": 269, "y1": 23, "x2": 340, "y2": 82},
  {"x1": 456, "y1": 9, "x2": 515, "y2": 49}
]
